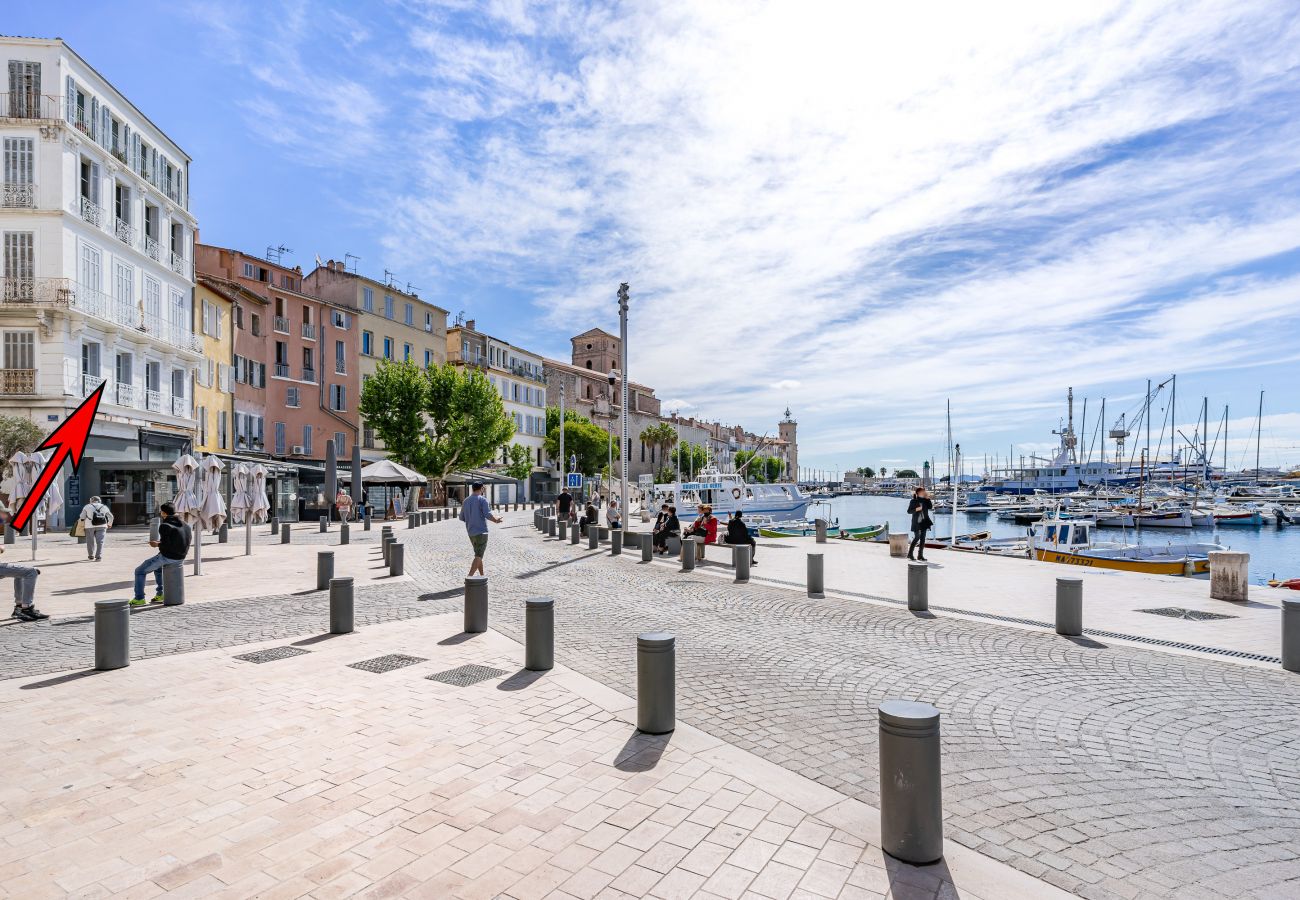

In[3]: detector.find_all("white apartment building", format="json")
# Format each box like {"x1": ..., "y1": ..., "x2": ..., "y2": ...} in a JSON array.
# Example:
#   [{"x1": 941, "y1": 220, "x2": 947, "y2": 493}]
[
  {"x1": 486, "y1": 336, "x2": 547, "y2": 498},
  {"x1": 1, "y1": 38, "x2": 200, "y2": 525}
]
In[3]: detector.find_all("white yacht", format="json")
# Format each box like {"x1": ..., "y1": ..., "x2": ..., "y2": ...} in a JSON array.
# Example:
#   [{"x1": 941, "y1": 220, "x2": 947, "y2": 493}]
[{"x1": 647, "y1": 468, "x2": 810, "y2": 521}]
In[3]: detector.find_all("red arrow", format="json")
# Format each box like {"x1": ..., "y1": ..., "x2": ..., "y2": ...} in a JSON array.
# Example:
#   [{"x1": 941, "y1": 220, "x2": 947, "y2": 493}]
[{"x1": 9, "y1": 382, "x2": 104, "y2": 532}]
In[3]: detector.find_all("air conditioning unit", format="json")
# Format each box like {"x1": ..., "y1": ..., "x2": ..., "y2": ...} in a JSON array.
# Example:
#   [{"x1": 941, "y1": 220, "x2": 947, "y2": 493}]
[{"x1": 291, "y1": 445, "x2": 306, "y2": 455}]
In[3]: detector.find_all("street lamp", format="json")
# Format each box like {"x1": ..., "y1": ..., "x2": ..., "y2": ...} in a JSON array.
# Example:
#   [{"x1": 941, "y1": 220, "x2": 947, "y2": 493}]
[{"x1": 616, "y1": 283, "x2": 630, "y2": 523}]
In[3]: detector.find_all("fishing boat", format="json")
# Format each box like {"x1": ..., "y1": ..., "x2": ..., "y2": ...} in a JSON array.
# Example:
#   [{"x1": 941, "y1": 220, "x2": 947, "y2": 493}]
[
  {"x1": 1132, "y1": 507, "x2": 1194, "y2": 528},
  {"x1": 1029, "y1": 517, "x2": 1221, "y2": 576},
  {"x1": 1212, "y1": 505, "x2": 1265, "y2": 527},
  {"x1": 759, "y1": 521, "x2": 880, "y2": 538},
  {"x1": 920, "y1": 530, "x2": 991, "y2": 549},
  {"x1": 835, "y1": 523, "x2": 890, "y2": 541},
  {"x1": 1267, "y1": 577, "x2": 1300, "y2": 590}
]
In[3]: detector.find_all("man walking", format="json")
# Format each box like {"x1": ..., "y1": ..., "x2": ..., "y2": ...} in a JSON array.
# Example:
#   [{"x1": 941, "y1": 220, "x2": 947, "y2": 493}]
[
  {"x1": 0, "y1": 511, "x2": 46, "y2": 621},
  {"x1": 131, "y1": 502, "x2": 191, "y2": 607},
  {"x1": 78, "y1": 495, "x2": 114, "y2": 561},
  {"x1": 459, "y1": 482, "x2": 502, "y2": 577},
  {"x1": 557, "y1": 485, "x2": 573, "y2": 522}
]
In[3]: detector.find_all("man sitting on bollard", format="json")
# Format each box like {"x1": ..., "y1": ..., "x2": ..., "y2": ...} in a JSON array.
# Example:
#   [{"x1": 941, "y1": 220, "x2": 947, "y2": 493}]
[
  {"x1": 0, "y1": 510, "x2": 47, "y2": 621},
  {"x1": 724, "y1": 510, "x2": 757, "y2": 566},
  {"x1": 129, "y1": 502, "x2": 191, "y2": 607},
  {"x1": 459, "y1": 482, "x2": 502, "y2": 577}
]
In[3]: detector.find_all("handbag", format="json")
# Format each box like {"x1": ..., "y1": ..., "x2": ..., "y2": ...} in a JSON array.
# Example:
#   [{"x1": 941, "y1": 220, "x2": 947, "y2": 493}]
[{"x1": 74, "y1": 519, "x2": 86, "y2": 537}]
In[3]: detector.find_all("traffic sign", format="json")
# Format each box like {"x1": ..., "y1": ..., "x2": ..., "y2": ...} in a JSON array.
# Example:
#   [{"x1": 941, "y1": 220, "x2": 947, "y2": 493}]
[{"x1": 565, "y1": 473, "x2": 583, "y2": 489}]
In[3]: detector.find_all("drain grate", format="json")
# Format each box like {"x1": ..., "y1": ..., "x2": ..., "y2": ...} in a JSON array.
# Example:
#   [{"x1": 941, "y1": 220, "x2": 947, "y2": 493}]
[
  {"x1": 236, "y1": 646, "x2": 310, "y2": 664},
  {"x1": 1138, "y1": 607, "x2": 1238, "y2": 622},
  {"x1": 426, "y1": 664, "x2": 507, "y2": 687},
  {"x1": 348, "y1": 653, "x2": 427, "y2": 673}
]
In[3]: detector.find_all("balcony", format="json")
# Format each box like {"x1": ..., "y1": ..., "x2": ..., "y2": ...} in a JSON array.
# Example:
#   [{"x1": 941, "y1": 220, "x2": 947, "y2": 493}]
[
  {"x1": 2, "y1": 182, "x2": 34, "y2": 208},
  {"x1": 0, "y1": 92, "x2": 62, "y2": 121},
  {"x1": 335, "y1": 359, "x2": 346, "y2": 375},
  {"x1": 115, "y1": 217, "x2": 136, "y2": 247},
  {"x1": 302, "y1": 368, "x2": 317, "y2": 383},
  {"x1": 2, "y1": 277, "x2": 74, "y2": 306},
  {"x1": 274, "y1": 363, "x2": 290, "y2": 378},
  {"x1": 67, "y1": 283, "x2": 202, "y2": 353},
  {"x1": 273, "y1": 316, "x2": 290, "y2": 334},
  {"x1": 172, "y1": 396, "x2": 191, "y2": 417},
  {"x1": 170, "y1": 251, "x2": 186, "y2": 276},
  {"x1": 447, "y1": 350, "x2": 487, "y2": 369},
  {"x1": 115, "y1": 382, "x2": 137, "y2": 407},
  {"x1": 301, "y1": 322, "x2": 316, "y2": 341},
  {"x1": 144, "y1": 236, "x2": 161, "y2": 261},
  {"x1": 145, "y1": 389, "x2": 163, "y2": 413},
  {"x1": 79, "y1": 196, "x2": 104, "y2": 228},
  {"x1": 72, "y1": 375, "x2": 192, "y2": 421},
  {"x1": 0, "y1": 369, "x2": 35, "y2": 395}
]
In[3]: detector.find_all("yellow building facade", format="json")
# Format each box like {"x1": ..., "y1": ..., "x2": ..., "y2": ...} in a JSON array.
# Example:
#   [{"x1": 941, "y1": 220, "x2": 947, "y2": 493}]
[{"x1": 192, "y1": 279, "x2": 235, "y2": 454}]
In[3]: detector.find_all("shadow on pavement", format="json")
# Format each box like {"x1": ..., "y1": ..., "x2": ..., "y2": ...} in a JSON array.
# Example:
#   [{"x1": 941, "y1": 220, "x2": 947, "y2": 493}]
[
  {"x1": 909, "y1": 610, "x2": 937, "y2": 620},
  {"x1": 20, "y1": 669, "x2": 100, "y2": 690},
  {"x1": 438, "y1": 632, "x2": 477, "y2": 645},
  {"x1": 52, "y1": 580, "x2": 134, "y2": 595},
  {"x1": 1065, "y1": 635, "x2": 1108, "y2": 649},
  {"x1": 614, "y1": 731, "x2": 670, "y2": 772},
  {"x1": 292, "y1": 632, "x2": 350, "y2": 646},
  {"x1": 881, "y1": 852, "x2": 958, "y2": 898},
  {"x1": 497, "y1": 668, "x2": 545, "y2": 692},
  {"x1": 419, "y1": 588, "x2": 462, "y2": 601},
  {"x1": 515, "y1": 552, "x2": 605, "y2": 580}
]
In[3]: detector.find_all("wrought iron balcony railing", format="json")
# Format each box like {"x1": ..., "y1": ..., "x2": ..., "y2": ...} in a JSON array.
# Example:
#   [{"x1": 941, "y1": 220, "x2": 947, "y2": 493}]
[
  {"x1": 301, "y1": 322, "x2": 316, "y2": 340},
  {"x1": 115, "y1": 217, "x2": 136, "y2": 246},
  {"x1": 273, "y1": 316, "x2": 290, "y2": 334},
  {"x1": 2, "y1": 182, "x2": 34, "y2": 208},
  {"x1": 79, "y1": 196, "x2": 103, "y2": 227},
  {"x1": 0, "y1": 369, "x2": 35, "y2": 395}
]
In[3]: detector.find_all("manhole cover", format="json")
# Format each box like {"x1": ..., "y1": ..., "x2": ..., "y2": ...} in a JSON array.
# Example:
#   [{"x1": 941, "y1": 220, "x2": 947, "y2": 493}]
[
  {"x1": 1137, "y1": 607, "x2": 1237, "y2": 621},
  {"x1": 426, "y1": 664, "x2": 507, "y2": 686},
  {"x1": 348, "y1": 654, "x2": 427, "y2": 673},
  {"x1": 235, "y1": 646, "x2": 310, "y2": 663}
]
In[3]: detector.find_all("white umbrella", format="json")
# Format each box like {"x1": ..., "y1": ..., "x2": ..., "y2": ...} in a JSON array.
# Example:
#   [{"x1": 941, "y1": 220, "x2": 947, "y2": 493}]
[
  {"x1": 339, "y1": 459, "x2": 427, "y2": 485},
  {"x1": 199, "y1": 455, "x2": 227, "y2": 531},
  {"x1": 230, "y1": 465, "x2": 250, "y2": 525},
  {"x1": 251, "y1": 464, "x2": 270, "y2": 521},
  {"x1": 171, "y1": 455, "x2": 201, "y2": 522}
]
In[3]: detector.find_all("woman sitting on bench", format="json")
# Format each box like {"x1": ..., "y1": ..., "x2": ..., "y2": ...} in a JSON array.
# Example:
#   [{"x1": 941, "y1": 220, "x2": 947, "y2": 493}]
[{"x1": 653, "y1": 505, "x2": 680, "y2": 555}]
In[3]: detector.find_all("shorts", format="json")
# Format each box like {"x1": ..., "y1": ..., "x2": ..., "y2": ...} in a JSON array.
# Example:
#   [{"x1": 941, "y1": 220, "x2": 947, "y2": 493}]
[{"x1": 469, "y1": 534, "x2": 489, "y2": 557}]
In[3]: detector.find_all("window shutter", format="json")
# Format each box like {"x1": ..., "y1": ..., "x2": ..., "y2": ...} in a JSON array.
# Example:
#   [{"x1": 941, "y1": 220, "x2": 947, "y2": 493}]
[
  {"x1": 122, "y1": 123, "x2": 130, "y2": 158},
  {"x1": 131, "y1": 132, "x2": 140, "y2": 172},
  {"x1": 150, "y1": 147, "x2": 158, "y2": 186},
  {"x1": 101, "y1": 105, "x2": 111, "y2": 149},
  {"x1": 89, "y1": 96, "x2": 99, "y2": 141},
  {"x1": 65, "y1": 76, "x2": 75, "y2": 123},
  {"x1": 90, "y1": 161, "x2": 101, "y2": 204}
]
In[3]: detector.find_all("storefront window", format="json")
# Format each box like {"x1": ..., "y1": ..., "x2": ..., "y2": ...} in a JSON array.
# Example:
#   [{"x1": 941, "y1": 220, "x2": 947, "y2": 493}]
[{"x1": 99, "y1": 469, "x2": 176, "y2": 527}]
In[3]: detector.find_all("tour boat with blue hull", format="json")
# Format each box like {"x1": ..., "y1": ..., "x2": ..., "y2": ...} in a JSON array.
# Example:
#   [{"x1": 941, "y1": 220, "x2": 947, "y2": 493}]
[{"x1": 647, "y1": 469, "x2": 810, "y2": 522}]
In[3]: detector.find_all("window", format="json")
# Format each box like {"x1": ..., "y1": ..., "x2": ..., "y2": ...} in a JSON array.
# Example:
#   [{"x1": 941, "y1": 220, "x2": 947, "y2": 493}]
[
  {"x1": 302, "y1": 425, "x2": 312, "y2": 455},
  {"x1": 383, "y1": 294, "x2": 394, "y2": 319},
  {"x1": 302, "y1": 347, "x2": 314, "y2": 377},
  {"x1": 250, "y1": 313, "x2": 260, "y2": 336},
  {"x1": 280, "y1": 274, "x2": 294, "y2": 290},
  {"x1": 363, "y1": 426, "x2": 375, "y2": 449},
  {"x1": 81, "y1": 341, "x2": 100, "y2": 378},
  {"x1": 2, "y1": 139, "x2": 34, "y2": 205},
  {"x1": 115, "y1": 351, "x2": 132, "y2": 386},
  {"x1": 424, "y1": 311, "x2": 433, "y2": 332},
  {"x1": 2, "y1": 329, "x2": 34, "y2": 370},
  {"x1": 329, "y1": 384, "x2": 346, "y2": 411},
  {"x1": 7, "y1": 61, "x2": 41, "y2": 116},
  {"x1": 361, "y1": 330, "x2": 373, "y2": 355},
  {"x1": 197, "y1": 405, "x2": 207, "y2": 446},
  {"x1": 113, "y1": 262, "x2": 133, "y2": 306},
  {"x1": 404, "y1": 303, "x2": 413, "y2": 325},
  {"x1": 403, "y1": 343, "x2": 412, "y2": 362},
  {"x1": 145, "y1": 360, "x2": 161, "y2": 396},
  {"x1": 243, "y1": 262, "x2": 255, "y2": 278},
  {"x1": 171, "y1": 367, "x2": 185, "y2": 400},
  {"x1": 201, "y1": 299, "x2": 213, "y2": 336},
  {"x1": 286, "y1": 386, "x2": 300, "y2": 407},
  {"x1": 274, "y1": 422, "x2": 286, "y2": 456},
  {"x1": 2, "y1": 232, "x2": 34, "y2": 293},
  {"x1": 382, "y1": 337, "x2": 393, "y2": 359},
  {"x1": 80, "y1": 243, "x2": 101, "y2": 291},
  {"x1": 143, "y1": 276, "x2": 161, "y2": 325},
  {"x1": 79, "y1": 157, "x2": 100, "y2": 204},
  {"x1": 234, "y1": 305, "x2": 244, "y2": 329},
  {"x1": 335, "y1": 339, "x2": 345, "y2": 373},
  {"x1": 424, "y1": 349, "x2": 433, "y2": 368},
  {"x1": 333, "y1": 432, "x2": 346, "y2": 456},
  {"x1": 362, "y1": 287, "x2": 374, "y2": 312},
  {"x1": 332, "y1": 310, "x2": 348, "y2": 328},
  {"x1": 218, "y1": 410, "x2": 228, "y2": 449}
]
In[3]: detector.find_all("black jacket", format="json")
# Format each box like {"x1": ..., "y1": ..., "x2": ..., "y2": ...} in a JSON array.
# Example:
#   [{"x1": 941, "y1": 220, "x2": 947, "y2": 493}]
[
  {"x1": 558, "y1": 492, "x2": 573, "y2": 515},
  {"x1": 656, "y1": 514, "x2": 680, "y2": 536},
  {"x1": 906, "y1": 496, "x2": 933, "y2": 533},
  {"x1": 158, "y1": 516, "x2": 192, "y2": 560},
  {"x1": 725, "y1": 518, "x2": 753, "y2": 544}
]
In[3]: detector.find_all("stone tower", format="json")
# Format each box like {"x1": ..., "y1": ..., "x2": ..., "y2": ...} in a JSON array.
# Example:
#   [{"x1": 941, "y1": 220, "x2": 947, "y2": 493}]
[
  {"x1": 779, "y1": 408, "x2": 798, "y2": 481},
  {"x1": 570, "y1": 328, "x2": 621, "y2": 375}
]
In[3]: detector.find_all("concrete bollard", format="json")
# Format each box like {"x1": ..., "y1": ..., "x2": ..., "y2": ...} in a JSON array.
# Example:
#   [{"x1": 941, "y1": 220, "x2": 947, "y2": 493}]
[
  {"x1": 558, "y1": 519, "x2": 568, "y2": 541},
  {"x1": 636, "y1": 633, "x2": 676, "y2": 734},
  {"x1": 681, "y1": 537, "x2": 697, "y2": 571},
  {"x1": 623, "y1": 531, "x2": 640, "y2": 549},
  {"x1": 94, "y1": 599, "x2": 130, "y2": 671},
  {"x1": 807, "y1": 553, "x2": 824, "y2": 597},
  {"x1": 364, "y1": 512, "x2": 371, "y2": 531},
  {"x1": 1055, "y1": 577, "x2": 1083, "y2": 636},
  {"x1": 280, "y1": 522, "x2": 291, "y2": 544},
  {"x1": 525, "y1": 597, "x2": 555, "y2": 671},
  {"x1": 162, "y1": 562, "x2": 184, "y2": 606},
  {"x1": 735, "y1": 545, "x2": 751, "y2": 583},
  {"x1": 588, "y1": 525, "x2": 598, "y2": 550},
  {"x1": 319, "y1": 518, "x2": 328, "y2": 533},
  {"x1": 436, "y1": 509, "x2": 443, "y2": 522},
  {"x1": 218, "y1": 523, "x2": 229, "y2": 544},
  {"x1": 1283, "y1": 599, "x2": 1300, "y2": 674},
  {"x1": 570, "y1": 524, "x2": 580, "y2": 546},
  {"x1": 316, "y1": 551, "x2": 335, "y2": 590},
  {"x1": 907, "y1": 562, "x2": 928, "y2": 612},
  {"x1": 340, "y1": 522, "x2": 350, "y2": 545},
  {"x1": 330, "y1": 577, "x2": 354, "y2": 634},
  {"x1": 611, "y1": 530, "x2": 623, "y2": 556},
  {"x1": 270, "y1": 516, "x2": 278, "y2": 535},
  {"x1": 598, "y1": 526, "x2": 610, "y2": 543},
  {"x1": 382, "y1": 533, "x2": 395, "y2": 566},
  {"x1": 1209, "y1": 551, "x2": 1249, "y2": 602},
  {"x1": 815, "y1": 518, "x2": 828, "y2": 544},
  {"x1": 888, "y1": 532, "x2": 909, "y2": 558},
  {"x1": 642, "y1": 537, "x2": 653, "y2": 562},
  {"x1": 389, "y1": 542, "x2": 404, "y2": 577},
  {"x1": 464, "y1": 577, "x2": 488, "y2": 633},
  {"x1": 878, "y1": 700, "x2": 944, "y2": 864},
  {"x1": 408, "y1": 513, "x2": 417, "y2": 530},
  {"x1": 548, "y1": 517, "x2": 557, "y2": 538}
]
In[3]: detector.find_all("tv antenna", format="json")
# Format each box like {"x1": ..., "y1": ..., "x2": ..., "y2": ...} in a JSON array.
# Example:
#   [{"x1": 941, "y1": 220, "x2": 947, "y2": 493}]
[
  {"x1": 454, "y1": 310, "x2": 465, "y2": 327},
  {"x1": 383, "y1": 269, "x2": 398, "y2": 287},
  {"x1": 266, "y1": 244, "x2": 293, "y2": 264},
  {"x1": 405, "y1": 282, "x2": 420, "y2": 296},
  {"x1": 343, "y1": 252, "x2": 360, "y2": 273}
]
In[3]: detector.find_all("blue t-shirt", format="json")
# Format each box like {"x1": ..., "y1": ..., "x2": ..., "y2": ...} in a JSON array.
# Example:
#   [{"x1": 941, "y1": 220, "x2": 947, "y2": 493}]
[{"x1": 460, "y1": 494, "x2": 492, "y2": 536}]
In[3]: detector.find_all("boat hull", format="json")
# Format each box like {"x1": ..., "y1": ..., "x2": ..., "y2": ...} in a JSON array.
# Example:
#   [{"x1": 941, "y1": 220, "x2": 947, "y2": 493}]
[{"x1": 1033, "y1": 548, "x2": 1203, "y2": 576}]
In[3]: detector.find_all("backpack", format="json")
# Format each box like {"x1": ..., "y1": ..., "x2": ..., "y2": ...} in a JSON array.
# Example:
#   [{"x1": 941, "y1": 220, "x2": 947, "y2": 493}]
[{"x1": 90, "y1": 504, "x2": 108, "y2": 526}]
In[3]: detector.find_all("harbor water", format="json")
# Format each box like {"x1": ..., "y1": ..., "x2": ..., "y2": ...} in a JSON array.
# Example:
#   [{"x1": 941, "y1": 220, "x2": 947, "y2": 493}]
[{"x1": 817, "y1": 495, "x2": 1298, "y2": 585}]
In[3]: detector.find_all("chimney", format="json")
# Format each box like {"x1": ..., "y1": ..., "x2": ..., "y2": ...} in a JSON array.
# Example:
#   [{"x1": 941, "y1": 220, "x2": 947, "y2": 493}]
[{"x1": 466, "y1": 319, "x2": 476, "y2": 331}]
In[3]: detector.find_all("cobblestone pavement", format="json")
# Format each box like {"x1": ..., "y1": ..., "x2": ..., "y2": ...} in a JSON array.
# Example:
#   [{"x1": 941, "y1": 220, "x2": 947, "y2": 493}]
[{"x1": 399, "y1": 519, "x2": 1300, "y2": 900}]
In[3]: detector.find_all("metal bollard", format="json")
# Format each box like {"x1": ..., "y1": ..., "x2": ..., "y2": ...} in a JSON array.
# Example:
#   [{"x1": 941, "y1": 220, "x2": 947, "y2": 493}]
[
  {"x1": 436, "y1": 509, "x2": 443, "y2": 522},
  {"x1": 611, "y1": 530, "x2": 623, "y2": 555},
  {"x1": 382, "y1": 533, "x2": 395, "y2": 566},
  {"x1": 280, "y1": 522, "x2": 290, "y2": 544},
  {"x1": 548, "y1": 517, "x2": 557, "y2": 538},
  {"x1": 389, "y1": 542, "x2": 404, "y2": 577},
  {"x1": 330, "y1": 577, "x2": 354, "y2": 634},
  {"x1": 807, "y1": 553, "x2": 824, "y2": 597},
  {"x1": 464, "y1": 577, "x2": 488, "y2": 633},
  {"x1": 558, "y1": 519, "x2": 568, "y2": 541},
  {"x1": 340, "y1": 521, "x2": 350, "y2": 545},
  {"x1": 218, "y1": 523, "x2": 229, "y2": 544},
  {"x1": 94, "y1": 599, "x2": 130, "y2": 671},
  {"x1": 588, "y1": 525, "x2": 598, "y2": 550},
  {"x1": 364, "y1": 512, "x2": 371, "y2": 531},
  {"x1": 735, "y1": 544, "x2": 751, "y2": 583},
  {"x1": 319, "y1": 518, "x2": 328, "y2": 533},
  {"x1": 878, "y1": 700, "x2": 944, "y2": 864},
  {"x1": 525, "y1": 597, "x2": 554, "y2": 671},
  {"x1": 908, "y1": 562, "x2": 928, "y2": 611},
  {"x1": 636, "y1": 633, "x2": 676, "y2": 734},
  {"x1": 815, "y1": 518, "x2": 828, "y2": 544},
  {"x1": 642, "y1": 537, "x2": 653, "y2": 562},
  {"x1": 408, "y1": 513, "x2": 417, "y2": 530},
  {"x1": 316, "y1": 551, "x2": 335, "y2": 590},
  {"x1": 162, "y1": 562, "x2": 185, "y2": 606},
  {"x1": 1283, "y1": 599, "x2": 1300, "y2": 674},
  {"x1": 681, "y1": 537, "x2": 697, "y2": 571},
  {"x1": 1055, "y1": 577, "x2": 1083, "y2": 636}
]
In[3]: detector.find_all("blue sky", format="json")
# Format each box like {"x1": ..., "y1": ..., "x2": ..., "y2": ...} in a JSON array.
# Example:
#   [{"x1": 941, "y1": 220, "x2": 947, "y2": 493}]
[{"x1": 16, "y1": 0, "x2": 1300, "y2": 474}]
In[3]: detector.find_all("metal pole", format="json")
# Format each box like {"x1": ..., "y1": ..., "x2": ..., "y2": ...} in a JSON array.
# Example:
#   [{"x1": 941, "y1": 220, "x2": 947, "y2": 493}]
[
  {"x1": 559, "y1": 378, "x2": 565, "y2": 506},
  {"x1": 618, "y1": 283, "x2": 630, "y2": 530}
]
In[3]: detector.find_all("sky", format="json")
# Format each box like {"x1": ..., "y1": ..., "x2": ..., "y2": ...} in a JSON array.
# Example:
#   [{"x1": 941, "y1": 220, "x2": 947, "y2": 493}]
[{"x1": 16, "y1": 0, "x2": 1300, "y2": 475}]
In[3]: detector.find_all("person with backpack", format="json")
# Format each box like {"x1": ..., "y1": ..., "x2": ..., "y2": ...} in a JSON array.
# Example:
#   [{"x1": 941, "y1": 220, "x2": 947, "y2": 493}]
[
  {"x1": 130, "y1": 502, "x2": 191, "y2": 607},
  {"x1": 78, "y1": 496, "x2": 114, "y2": 561}
]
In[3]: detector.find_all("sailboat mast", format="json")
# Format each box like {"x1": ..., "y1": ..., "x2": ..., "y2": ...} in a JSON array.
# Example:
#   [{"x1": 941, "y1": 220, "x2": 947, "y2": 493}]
[
  {"x1": 1201, "y1": 397, "x2": 1208, "y2": 484},
  {"x1": 1170, "y1": 374, "x2": 1176, "y2": 482},
  {"x1": 1255, "y1": 390, "x2": 1264, "y2": 480},
  {"x1": 1145, "y1": 378, "x2": 1152, "y2": 487}
]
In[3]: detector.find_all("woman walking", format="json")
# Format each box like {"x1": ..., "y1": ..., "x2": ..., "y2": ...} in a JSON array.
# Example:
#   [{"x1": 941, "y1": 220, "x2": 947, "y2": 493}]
[{"x1": 906, "y1": 486, "x2": 933, "y2": 561}]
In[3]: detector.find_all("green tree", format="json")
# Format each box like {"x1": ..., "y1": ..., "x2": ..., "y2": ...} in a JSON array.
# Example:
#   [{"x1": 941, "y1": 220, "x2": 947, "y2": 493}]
[
  {"x1": 424, "y1": 364, "x2": 515, "y2": 485},
  {"x1": 654, "y1": 465, "x2": 675, "y2": 484},
  {"x1": 357, "y1": 360, "x2": 431, "y2": 467},
  {"x1": 502, "y1": 443, "x2": 534, "y2": 482},
  {"x1": 761, "y1": 456, "x2": 784, "y2": 483},
  {"x1": 639, "y1": 422, "x2": 677, "y2": 468},
  {"x1": 896, "y1": 468, "x2": 919, "y2": 478},
  {"x1": 734, "y1": 449, "x2": 758, "y2": 479},
  {"x1": 545, "y1": 405, "x2": 588, "y2": 434},
  {"x1": 671, "y1": 441, "x2": 709, "y2": 478},
  {"x1": 0, "y1": 415, "x2": 46, "y2": 463},
  {"x1": 855, "y1": 466, "x2": 876, "y2": 478},
  {"x1": 544, "y1": 419, "x2": 616, "y2": 476}
]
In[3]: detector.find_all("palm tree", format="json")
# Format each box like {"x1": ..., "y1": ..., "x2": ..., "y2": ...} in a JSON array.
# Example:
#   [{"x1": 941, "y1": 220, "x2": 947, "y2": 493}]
[{"x1": 640, "y1": 423, "x2": 678, "y2": 475}]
